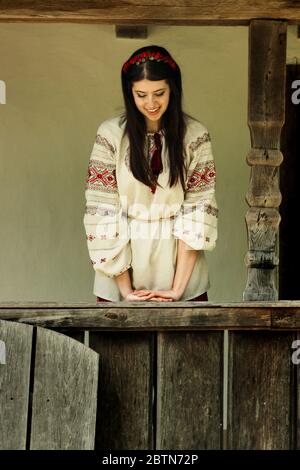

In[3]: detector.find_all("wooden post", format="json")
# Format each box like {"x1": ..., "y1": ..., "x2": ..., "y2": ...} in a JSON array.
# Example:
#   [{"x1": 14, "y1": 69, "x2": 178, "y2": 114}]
[{"x1": 243, "y1": 20, "x2": 287, "y2": 301}]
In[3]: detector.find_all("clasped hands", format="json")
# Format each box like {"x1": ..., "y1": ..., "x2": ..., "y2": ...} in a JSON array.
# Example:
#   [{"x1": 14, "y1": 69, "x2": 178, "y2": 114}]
[{"x1": 124, "y1": 288, "x2": 182, "y2": 302}]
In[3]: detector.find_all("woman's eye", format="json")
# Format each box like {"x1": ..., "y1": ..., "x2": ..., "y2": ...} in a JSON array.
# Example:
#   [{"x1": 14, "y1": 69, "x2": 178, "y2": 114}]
[{"x1": 137, "y1": 93, "x2": 164, "y2": 98}]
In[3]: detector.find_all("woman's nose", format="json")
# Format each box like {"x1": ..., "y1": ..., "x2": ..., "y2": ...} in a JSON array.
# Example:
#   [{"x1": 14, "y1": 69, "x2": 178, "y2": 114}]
[{"x1": 146, "y1": 96, "x2": 157, "y2": 106}]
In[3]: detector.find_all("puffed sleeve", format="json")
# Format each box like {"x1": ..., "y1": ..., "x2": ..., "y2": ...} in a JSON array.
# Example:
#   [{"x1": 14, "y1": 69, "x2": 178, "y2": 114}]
[
  {"x1": 83, "y1": 122, "x2": 131, "y2": 277},
  {"x1": 172, "y1": 128, "x2": 218, "y2": 250}
]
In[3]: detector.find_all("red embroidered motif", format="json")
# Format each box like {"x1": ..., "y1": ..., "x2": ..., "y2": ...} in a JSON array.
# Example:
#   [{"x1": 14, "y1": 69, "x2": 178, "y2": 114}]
[
  {"x1": 86, "y1": 159, "x2": 117, "y2": 193},
  {"x1": 100, "y1": 258, "x2": 106, "y2": 263},
  {"x1": 87, "y1": 233, "x2": 112, "y2": 242},
  {"x1": 187, "y1": 160, "x2": 216, "y2": 192}
]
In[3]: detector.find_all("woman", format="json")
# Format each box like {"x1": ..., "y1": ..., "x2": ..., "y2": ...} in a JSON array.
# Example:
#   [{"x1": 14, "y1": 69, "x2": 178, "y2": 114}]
[{"x1": 83, "y1": 45, "x2": 218, "y2": 302}]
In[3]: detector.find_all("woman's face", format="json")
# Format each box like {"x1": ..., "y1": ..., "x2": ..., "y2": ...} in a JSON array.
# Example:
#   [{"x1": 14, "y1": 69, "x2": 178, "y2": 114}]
[{"x1": 131, "y1": 79, "x2": 171, "y2": 130}]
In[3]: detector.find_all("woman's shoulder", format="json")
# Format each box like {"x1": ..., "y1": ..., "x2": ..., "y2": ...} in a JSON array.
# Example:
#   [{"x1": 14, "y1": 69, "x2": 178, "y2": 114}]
[
  {"x1": 96, "y1": 114, "x2": 126, "y2": 140},
  {"x1": 184, "y1": 114, "x2": 210, "y2": 141}
]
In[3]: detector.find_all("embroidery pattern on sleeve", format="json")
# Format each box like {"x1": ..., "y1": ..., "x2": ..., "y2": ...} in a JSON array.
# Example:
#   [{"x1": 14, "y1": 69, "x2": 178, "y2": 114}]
[
  {"x1": 201, "y1": 202, "x2": 218, "y2": 217},
  {"x1": 85, "y1": 159, "x2": 117, "y2": 193},
  {"x1": 187, "y1": 160, "x2": 216, "y2": 192},
  {"x1": 189, "y1": 132, "x2": 211, "y2": 152},
  {"x1": 95, "y1": 133, "x2": 116, "y2": 155},
  {"x1": 182, "y1": 202, "x2": 218, "y2": 218},
  {"x1": 85, "y1": 205, "x2": 119, "y2": 216}
]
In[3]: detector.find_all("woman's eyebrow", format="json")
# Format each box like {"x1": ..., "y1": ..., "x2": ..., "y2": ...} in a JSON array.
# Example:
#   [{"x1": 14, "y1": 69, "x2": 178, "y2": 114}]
[{"x1": 134, "y1": 88, "x2": 166, "y2": 93}]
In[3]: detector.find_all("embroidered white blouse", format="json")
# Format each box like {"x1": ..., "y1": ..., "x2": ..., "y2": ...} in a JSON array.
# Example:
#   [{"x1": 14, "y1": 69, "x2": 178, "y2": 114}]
[{"x1": 83, "y1": 114, "x2": 218, "y2": 301}]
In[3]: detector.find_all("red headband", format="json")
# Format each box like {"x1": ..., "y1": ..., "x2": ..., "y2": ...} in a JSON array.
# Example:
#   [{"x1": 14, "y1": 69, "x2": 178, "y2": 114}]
[{"x1": 122, "y1": 51, "x2": 177, "y2": 73}]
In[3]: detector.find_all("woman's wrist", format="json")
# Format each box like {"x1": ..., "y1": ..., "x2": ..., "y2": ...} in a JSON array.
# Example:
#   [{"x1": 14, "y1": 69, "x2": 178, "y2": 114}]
[
  {"x1": 115, "y1": 269, "x2": 133, "y2": 299},
  {"x1": 171, "y1": 286, "x2": 184, "y2": 299},
  {"x1": 172, "y1": 240, "x2": 198, "y2": 299},
  {"x1": 122, "y1": 289, "x2": 134, "y2": 300}
]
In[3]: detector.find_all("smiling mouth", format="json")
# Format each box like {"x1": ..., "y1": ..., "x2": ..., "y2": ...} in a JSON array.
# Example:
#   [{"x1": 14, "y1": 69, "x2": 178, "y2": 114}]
[{"x1": 146, "y1": 108, "x2": 160, "y2": 114}]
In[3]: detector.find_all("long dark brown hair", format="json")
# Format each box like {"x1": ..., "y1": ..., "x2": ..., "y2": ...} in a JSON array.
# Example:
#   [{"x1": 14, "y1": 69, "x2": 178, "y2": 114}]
[{"x1": 120, "y1": 45, "x2": 194, "y2": 191}]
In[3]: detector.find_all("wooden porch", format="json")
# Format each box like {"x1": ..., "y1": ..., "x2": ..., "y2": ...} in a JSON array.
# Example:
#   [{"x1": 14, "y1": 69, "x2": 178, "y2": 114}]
[
  {"x1": 1, "y1": 301, "x2": 300, "y2": 450},
  {"x1": 1, "y1": 0, "x2": 300, "y2": 451}
]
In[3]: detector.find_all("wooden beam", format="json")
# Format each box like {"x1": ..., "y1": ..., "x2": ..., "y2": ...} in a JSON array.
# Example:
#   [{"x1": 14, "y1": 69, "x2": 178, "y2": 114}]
[
  {"x1": 1, "y1": 1, "x2": 300, "y2": 25},
  {"x1": 244, "y1": 20, "x2": 287, "y2": 301},
  {"x1": 1, "y1": 301, "x2": 300, "y2": 330}
]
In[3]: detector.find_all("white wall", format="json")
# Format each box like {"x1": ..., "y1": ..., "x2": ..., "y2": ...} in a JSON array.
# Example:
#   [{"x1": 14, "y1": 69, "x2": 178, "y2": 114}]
[{"x1": 1, "y1": 23, "x2": 285, "y2": 302}]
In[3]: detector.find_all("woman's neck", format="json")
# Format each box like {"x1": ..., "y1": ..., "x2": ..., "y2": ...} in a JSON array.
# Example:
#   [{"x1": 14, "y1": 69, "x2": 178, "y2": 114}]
[
  {"x1": 147, "y1": 127, "x2": 162, "y2": 133},
  {"x1": 146, "y1": 117, "x2": 162, "y2": 133}
]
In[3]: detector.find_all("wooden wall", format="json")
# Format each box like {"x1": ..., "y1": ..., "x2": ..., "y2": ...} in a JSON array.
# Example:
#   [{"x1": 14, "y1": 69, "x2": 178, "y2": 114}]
[{"x1": 1, "y1": 301, "x2": 300, "y2": 449}]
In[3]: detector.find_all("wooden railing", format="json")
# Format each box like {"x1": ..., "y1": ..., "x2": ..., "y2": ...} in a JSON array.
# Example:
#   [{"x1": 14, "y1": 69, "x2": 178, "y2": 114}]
[{"x1": 1, "y1": 301, "x2": 300, "y2": 450}]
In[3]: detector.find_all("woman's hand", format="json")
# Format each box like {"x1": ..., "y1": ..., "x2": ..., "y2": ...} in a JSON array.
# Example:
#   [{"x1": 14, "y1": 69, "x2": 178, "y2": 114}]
[
  {"x1": 124, "y1": 291, "x2": 156, "y2": 301},
  {"x1": 132, "y1": 289, "x2": 182, "y2": 301}
]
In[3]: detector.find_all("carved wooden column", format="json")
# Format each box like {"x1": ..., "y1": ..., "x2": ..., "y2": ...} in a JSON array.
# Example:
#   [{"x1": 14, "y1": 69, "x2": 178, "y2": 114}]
[{"x1": 243, "y1": 20, "x2": 287, "y2": 301}]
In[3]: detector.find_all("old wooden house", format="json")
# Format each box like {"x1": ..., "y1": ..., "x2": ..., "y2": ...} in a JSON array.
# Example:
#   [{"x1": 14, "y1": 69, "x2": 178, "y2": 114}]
[{"x1": 0, "y1": 0, "x2": 300, "y2": 451}]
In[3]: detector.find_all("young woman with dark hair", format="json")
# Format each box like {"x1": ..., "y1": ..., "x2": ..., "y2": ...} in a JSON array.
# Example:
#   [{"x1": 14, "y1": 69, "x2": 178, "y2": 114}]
[{"x1": 83, "y1": 45, "x2": 218, "y2": 302}]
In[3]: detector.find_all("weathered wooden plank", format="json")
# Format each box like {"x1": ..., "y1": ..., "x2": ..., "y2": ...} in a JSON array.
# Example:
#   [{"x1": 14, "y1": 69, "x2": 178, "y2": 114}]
[
  {"x1": 2, "y1": 303, "x2": 300, "y2": 330},
  {"x1": 30, "y1": 327, "x2": 99, "y2": 449},
  {"x1": 156, "y1": 331, "x2": 223, "y2": 449},
  {"x1": 228, "y1": 332, "x2": 294, "y2": 449},
  {"x1": 1, "y1": 1, "x2": 300, "y2": 24},
  {"x1": 0, "y1": 306, "x2": 272, "y2": 330},
  {"x1": 272, "y1": 311, "x2": 300, "y2": 329},
  {"x1": 89, "y1": 331, "x2": 154, "y2": 449},
  {"x1": 1, "y1": 301, "x2": 300, "y2": 308},
  {"x1": 0, "y1": 320, "x2": 33, "y2": 449},
  {"x1": 244, "y1": 20, "x2": 287, "y2": 301},
  {"x1": 279, "y1": 64, "x2": 300, "y2": 300}
]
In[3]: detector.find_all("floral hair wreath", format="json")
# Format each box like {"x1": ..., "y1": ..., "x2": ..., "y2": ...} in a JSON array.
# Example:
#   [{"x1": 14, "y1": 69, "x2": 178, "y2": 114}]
[{"x1": 122, "y1": 51, "x2": 177, "y2": 72}]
